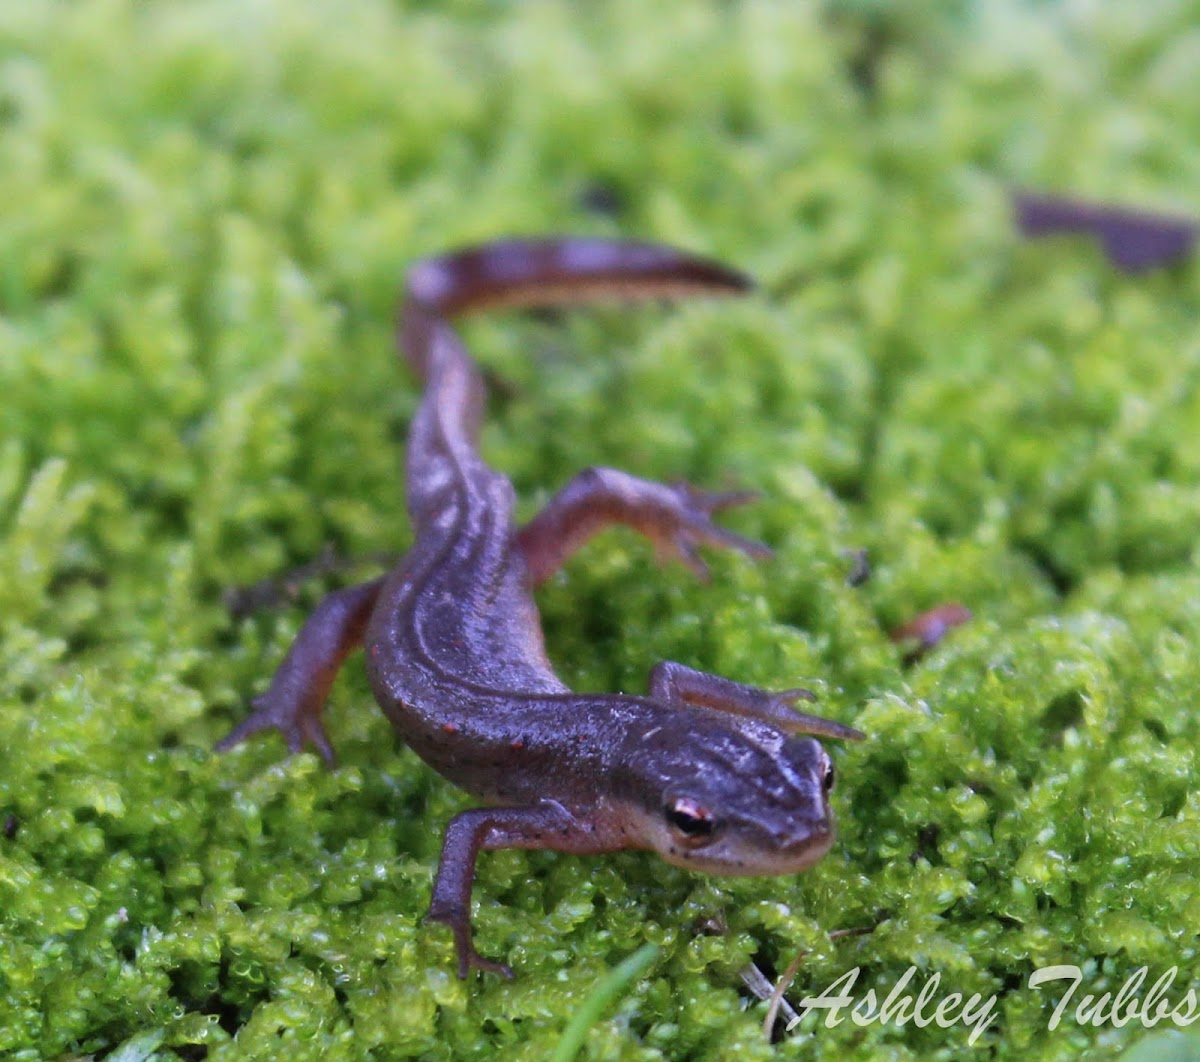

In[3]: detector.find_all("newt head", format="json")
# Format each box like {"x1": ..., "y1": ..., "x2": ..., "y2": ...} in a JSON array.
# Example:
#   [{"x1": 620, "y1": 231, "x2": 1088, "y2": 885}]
[{"x1": 613, "y1": 717, "x2": 839, "y2": 877}]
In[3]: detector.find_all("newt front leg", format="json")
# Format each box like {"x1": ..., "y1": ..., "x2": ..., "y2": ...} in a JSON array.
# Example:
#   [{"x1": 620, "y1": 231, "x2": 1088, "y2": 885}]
[
  {"x1": 518, "y1": 466, "x2": 769, "y2": 584},
  {"x1": 427, "y1": 802, "x2": 626, "y2": 978},
  {"x1": 649, "y1": 660, "x2": 864, "y2": 742},
  {"x1": 216, "y1": 577, "x2": 385, "y2": 764}
]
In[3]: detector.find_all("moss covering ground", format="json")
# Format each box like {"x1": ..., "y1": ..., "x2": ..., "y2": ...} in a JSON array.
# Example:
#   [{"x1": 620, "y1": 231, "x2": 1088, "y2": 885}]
[{"x1": 3, "y1": 0, "x2": 1200, "y2": 1057}]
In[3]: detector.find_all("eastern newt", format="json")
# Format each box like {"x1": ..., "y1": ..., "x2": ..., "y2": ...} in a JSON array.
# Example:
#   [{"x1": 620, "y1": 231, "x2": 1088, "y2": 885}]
[{"x1": 218, "y1": 237, "x2": 864, "y2": 978}]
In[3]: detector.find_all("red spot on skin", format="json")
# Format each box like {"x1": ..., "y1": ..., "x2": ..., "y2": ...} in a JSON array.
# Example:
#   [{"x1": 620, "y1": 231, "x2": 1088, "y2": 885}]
[
  {"x1": 442, "y1": 722, "x2": 459, "y2": 734},
  {"x1": 511, "y1": 738, "x2": 525, "y2": 750}
]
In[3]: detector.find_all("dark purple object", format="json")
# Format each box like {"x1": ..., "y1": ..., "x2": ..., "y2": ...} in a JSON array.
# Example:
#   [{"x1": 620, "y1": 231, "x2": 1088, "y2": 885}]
[{"x1": 1013, "y1": 190, "x2": 1198, "y2": 273}]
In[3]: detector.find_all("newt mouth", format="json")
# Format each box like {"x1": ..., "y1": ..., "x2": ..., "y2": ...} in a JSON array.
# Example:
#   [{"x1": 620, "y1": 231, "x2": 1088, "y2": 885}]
[
  {"x1": 660, "y1": 818, "x2": 836, "y2": 877},
  {"x1": 779, "y1": 820, "x2": 835, "y2": 871}
]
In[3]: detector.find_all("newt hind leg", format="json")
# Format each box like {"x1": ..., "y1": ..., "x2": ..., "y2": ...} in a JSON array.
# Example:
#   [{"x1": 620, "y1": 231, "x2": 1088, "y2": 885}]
[
  {"x1": 517, "y1": 466, "x2": 770, "y2": 585},
  {"x1": 216, "y1": 577, "x2": 385, "y2": 764}
]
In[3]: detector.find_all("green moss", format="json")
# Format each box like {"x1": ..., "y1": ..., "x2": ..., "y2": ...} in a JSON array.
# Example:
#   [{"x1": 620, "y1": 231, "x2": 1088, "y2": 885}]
[{"x1": 3, "y1": 0, "x2": 1200, "y2": 1056}]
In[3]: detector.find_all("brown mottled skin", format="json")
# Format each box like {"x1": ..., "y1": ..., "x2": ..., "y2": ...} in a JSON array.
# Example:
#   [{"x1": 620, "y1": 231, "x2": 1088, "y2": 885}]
[{"x1": 218, "y1": 238, "x2": 864, "y2": 978}]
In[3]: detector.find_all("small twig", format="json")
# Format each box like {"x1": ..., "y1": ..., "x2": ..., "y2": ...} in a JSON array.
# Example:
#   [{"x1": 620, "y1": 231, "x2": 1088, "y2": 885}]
[
  {"x1": 843, "y1": 548, "x2": 871, "y2": 588},
  {"x1": 762, "y1": 926, "x2": 875, "y2": 1042},
  {"x1": 1013, "y1": 190, "x2": 1199, "y2": 273}
]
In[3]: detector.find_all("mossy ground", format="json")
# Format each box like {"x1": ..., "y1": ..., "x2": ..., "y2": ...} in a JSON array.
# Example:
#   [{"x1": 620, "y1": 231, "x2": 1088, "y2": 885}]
[{"x1": 3, "y1": 1, "x2": 1200, "y2": 1058}]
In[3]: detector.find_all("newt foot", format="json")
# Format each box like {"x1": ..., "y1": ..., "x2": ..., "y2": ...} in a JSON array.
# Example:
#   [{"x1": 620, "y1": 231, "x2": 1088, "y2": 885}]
[{"x1": 216, "y1": 692, "x2": 337, "y2": 766}]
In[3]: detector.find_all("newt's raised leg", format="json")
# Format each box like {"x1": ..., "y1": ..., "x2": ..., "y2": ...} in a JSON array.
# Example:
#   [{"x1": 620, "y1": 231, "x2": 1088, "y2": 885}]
[
  {"x1": 216, "y1": 577, "x2": 385, "y2": 764},
  {"x1": 649, "y1": 660, "x2": 864, "y2": 741},
  {"x1": 517, "y1": 466, "x2": 770, "y2": 585},
  {"x1": 426, "y1": 802, "x2": 624, "y2": 978}
]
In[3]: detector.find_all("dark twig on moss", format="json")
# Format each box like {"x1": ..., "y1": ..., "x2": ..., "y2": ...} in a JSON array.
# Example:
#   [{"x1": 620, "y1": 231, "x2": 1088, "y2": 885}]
[
  {"x1": 1013, "y1": 190, "x2": 1199, "y2": 273},
  {"x1": 762, "y1": 926, "x2": 876, "y2": 1042}
]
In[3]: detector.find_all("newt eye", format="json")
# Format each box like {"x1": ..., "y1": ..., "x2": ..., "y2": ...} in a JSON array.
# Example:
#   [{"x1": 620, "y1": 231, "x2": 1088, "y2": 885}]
[
  {"x1": 821, "y1": 755, "x2": 836, "y2": 794},
  {"x1": 666, "y1": 796, "x2": 716, "y2": 847}
]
